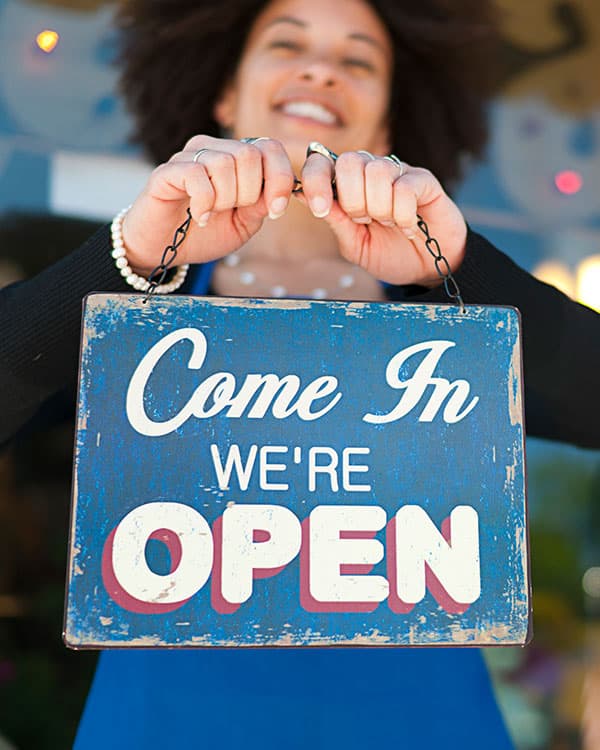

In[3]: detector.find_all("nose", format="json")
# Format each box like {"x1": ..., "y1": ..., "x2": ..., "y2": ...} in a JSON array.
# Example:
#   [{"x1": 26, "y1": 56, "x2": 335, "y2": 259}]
[{"x1": 297, "y1": 60, "x2": 338, "y2": 88}]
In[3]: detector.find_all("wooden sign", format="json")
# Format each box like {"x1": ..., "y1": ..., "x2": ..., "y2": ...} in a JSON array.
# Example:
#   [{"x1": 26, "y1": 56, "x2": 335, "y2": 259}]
[{"x1": 64, "y1": 294, "x2": 530, "y2": 648}]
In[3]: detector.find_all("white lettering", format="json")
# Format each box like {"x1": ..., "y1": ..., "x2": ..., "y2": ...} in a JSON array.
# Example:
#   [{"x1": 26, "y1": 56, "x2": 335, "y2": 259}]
[
  {"x1": 126, "y1": 329, "x2": 342, "y2": 437},
  {"x1": 259, "y1": 446, "x2": 289, "y2": 491},
  {"x1": 392, "y1": 505, "x2": 480, "y2": 604},
  {"x1": 309, "y1": 506, "x2": 389, "y2": 602},
  {"x1": 220, "y1": 505, "x2": 301, "y2": 604},
  {"x1": 308, "y1": 447, "x2": 339, "y2": 492},
  {"x1": 104, "y1": 502, "x2": 483, "y2": 613},
  {"x1": 111, "y1": 502, "x2": 213, "y2": 604},
  {"x1": 342, "y1": 447, "x2": 371, "y2": 492},
  {"x1": 210, "y1": 444, "x2": 258, "y2": 491},
  {"x1": 126, "y1": 328, "x2": 208, "y2": 437},
  {"x1": 363, "y1": 340, "x2": 479, "y2": 425}
]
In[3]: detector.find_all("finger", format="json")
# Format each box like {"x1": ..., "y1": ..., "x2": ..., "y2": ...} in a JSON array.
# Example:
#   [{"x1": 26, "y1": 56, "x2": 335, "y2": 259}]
[
  {"x1": 292, "y1": 183, "x2": 363, "y2": 262},
  {"x1": 182, "y1": 134, "x2": 233, "y2": 154},
  {"x1": 170, "y1": 136, "x2": 263, "y2": 211},
  {"x1": 392, "y1": 167, "x2": 439, "y2": 237},
  {"x1": 191, "y1": 149, "x2": 237, "y2": 213},
  {"x1": 146, "y1": 161, "x2": 216, "y2": 226},
  {"x1": 301, "y1": 153, "x2": 335, "y2": 218},
  {"x1": 188, "y1": 169, "x2": 217, "y2": 227},
  {"x1": 181, "y1": 138, "x2": 294, "y2": 219},
  {"x1": 176, "y1": 138, "x2": 261, "y2": 211},
  {"x1": 319, "y1": 199, "x2": 365, "y2": 260},
  {"x1": 231, "y1": 142, "x2": 264, "y2": 208},
  {"x1": 364, "y1": 159, "x2": 397, "y2": 226},
  {"x1": 334, "y1": 152, "x2": 370, "y2": 223},
  {"x1": 251, "y1": 139, "x2": 295, "y2": 219}
]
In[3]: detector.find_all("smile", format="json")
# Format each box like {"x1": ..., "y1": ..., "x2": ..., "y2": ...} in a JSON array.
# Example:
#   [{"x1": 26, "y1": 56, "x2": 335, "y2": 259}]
[{"x1": 278, "y1": 100, "x2": 341, "y2": 126}]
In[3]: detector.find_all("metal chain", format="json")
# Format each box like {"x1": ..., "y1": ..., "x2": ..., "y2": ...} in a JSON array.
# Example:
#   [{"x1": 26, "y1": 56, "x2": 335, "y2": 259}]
[
  {"x1": 416, "y1": 214, "x2": 465, "y2": 313},
  {"x1": 143, "y1": 208, "x2": 193, "y2": 302},
  {"x1": 142, "y1": 206, "x2": 465, "y2": 312}
]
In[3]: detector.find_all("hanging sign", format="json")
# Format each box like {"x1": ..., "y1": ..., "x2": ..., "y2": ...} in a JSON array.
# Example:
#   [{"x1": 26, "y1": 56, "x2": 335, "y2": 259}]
[{"x1": 64, "y1": 294, "x2": 529, "y2": 648}]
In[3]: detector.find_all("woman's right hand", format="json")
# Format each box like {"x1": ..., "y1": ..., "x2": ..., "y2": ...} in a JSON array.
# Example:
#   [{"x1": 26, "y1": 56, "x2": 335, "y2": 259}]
[{"x1": 121, "y1": 136, "x2": 295, "y2": 275}]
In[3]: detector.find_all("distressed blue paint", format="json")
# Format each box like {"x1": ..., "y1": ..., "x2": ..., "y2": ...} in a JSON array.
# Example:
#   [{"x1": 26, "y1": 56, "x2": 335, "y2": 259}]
[{"x1": 65, "y1": 295, "x2": 529, "y2": 648}]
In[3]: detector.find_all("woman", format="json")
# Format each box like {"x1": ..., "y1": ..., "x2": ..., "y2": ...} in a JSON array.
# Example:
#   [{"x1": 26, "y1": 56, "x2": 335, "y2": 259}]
[{"x1": 1, "y1": 0, "x2": 599, "y2": 746}]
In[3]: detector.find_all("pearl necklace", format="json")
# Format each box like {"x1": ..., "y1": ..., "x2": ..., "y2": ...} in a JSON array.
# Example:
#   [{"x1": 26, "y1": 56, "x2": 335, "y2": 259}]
[{"x1": 221, "y1": 251, "x2": 357, "y2": 299}]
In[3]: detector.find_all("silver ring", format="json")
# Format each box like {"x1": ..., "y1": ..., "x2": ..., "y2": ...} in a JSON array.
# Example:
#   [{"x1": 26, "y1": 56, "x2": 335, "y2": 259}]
[
  {"x1": 239, "y1": 137, "x2": 270, "y2": 145},
  {"x1": 357, "y1": 150, "x2": 376, "y2": 161},
  {"x1": 192, "y1": 148, "x2": 210, "y2": 163},
  {"x1": 384, "y1": 154, "x2": 406, "y2": 176},
  {"x1": 306, "y1": 141, "x2": 338, "y2": 164}
]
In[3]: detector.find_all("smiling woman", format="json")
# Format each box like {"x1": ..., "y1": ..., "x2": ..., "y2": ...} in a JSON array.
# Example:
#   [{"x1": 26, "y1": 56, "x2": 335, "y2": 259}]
[
  {"x1": 118, "y1": 0, "x2": 497, "y2": 185},
  {"x1": 1, "y1": 0, "x2": 599, "y2": 748},
  {"x1": 118, "y1": 0, "x2": 475, "y2": 300},
  {"x1": 212, "y1": 0, "x2": 393, "y2": 169}
]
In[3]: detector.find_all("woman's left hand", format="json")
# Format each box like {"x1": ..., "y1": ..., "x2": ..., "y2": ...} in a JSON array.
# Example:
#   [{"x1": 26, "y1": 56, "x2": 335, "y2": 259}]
[{"x1": 298, "y1": 149, "x2": 467, "y2": 287}]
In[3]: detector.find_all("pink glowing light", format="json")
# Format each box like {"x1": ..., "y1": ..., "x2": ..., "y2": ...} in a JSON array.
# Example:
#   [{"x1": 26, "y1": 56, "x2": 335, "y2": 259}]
[{"x1": 554, "y1": 170, "x2": 583, "y2": 195}]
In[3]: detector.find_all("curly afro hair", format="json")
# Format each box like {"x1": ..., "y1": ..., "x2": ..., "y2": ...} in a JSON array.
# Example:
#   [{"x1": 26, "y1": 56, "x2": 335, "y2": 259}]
[{"x1": 116, "y1": 0, "x2": 500, "y2": 187}]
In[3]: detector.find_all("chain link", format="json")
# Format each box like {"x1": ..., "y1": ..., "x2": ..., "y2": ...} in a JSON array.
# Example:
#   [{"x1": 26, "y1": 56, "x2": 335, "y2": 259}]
[
  {"x1": 143, "y1": 208, "x2": 193, "y2": 302},
  {"x1": 416, "y1": 214, "x2": 465, "y2": 313},
  {"x1": 142, "y1": 206, "x2": 464, "y2": 312}
]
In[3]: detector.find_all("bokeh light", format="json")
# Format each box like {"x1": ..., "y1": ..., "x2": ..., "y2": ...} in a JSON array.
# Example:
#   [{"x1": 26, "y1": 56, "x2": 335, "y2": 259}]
[
  {"x1": 576, "y1": 255, "x2": 600, "y2": 312},
  {"x1": 582, "y1": 567, "x2": 600, "y2": 598},
  {"x1": 532, "y1": 260, "x2": 576, "y2": 298},
  {"x1": 36, "y1": 30, "x2": 59, "y2": 54},
  {"x1": 554, "y1": 170, "x2": 583, "y2": 195}
]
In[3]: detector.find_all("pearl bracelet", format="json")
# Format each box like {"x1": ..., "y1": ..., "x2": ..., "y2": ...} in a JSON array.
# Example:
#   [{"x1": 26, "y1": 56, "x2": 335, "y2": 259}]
[{"x1": 111, "y1": 207, "x2": 189, "y2": 294}]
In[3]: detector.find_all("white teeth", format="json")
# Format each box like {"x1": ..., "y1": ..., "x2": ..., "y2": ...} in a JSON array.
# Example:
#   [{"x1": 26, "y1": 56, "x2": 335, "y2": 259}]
[{"x1": 281, "y1": 101, "x2": 337, "y2": 125}]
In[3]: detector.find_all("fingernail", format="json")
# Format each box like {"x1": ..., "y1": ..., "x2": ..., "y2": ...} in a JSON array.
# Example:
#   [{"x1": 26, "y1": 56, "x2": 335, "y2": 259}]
[
  {"x1": 269, "y1": 196, "x2": 288, "y2": 220},
  {"x1": 197, "y1": 211, "x2": 211, "y2": 227},
  {"x1": 380, "y1": 220, "x2": 396, "y2": 227},
  {"x1": 309, "y1": 196, "x2": 330, "y2": 218},
  {"x1": 352, "y1": 216, "x2": 372, "y2": 224},
  {"x1": 402, "y1": 227, "x2": 417, "y2": 240}
]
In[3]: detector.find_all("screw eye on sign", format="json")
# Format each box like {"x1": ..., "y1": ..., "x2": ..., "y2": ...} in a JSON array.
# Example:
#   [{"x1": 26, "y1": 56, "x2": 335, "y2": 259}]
[{"x1": 64, "y1": 295, "x2": 529, "y2": 648}]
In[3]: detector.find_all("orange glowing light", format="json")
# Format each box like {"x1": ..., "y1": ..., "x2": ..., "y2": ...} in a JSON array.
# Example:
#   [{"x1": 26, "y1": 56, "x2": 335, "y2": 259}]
[
  {"x1": 36, "y1": 30, "x2": 59, "y2": 53},
  {"x1": 554, "y1": 170, "x2": 583, "y2": 195},
  {"x1": 532, "y1": 260, "x2": 575, "y2": 298},
  {"x1": 576, "y1": 255, "x2": 600, "y2": 312}
]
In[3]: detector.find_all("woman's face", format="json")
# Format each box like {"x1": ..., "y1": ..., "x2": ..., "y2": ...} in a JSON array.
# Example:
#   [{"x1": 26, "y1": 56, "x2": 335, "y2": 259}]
[{"x1": 215, "y1": 0, "x2": 393, "y2": 169}]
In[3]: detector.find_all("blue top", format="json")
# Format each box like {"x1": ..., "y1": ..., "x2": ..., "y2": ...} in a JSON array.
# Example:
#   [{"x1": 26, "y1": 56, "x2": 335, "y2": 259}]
[{"x1": 75, "y1": 647, "x2": 512, "y2": 748}]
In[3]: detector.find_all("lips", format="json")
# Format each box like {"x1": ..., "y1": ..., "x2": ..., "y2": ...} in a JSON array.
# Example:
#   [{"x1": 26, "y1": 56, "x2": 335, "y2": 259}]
[{"x1": 276, "y1": 99, "x2": 342, "y2": 127}]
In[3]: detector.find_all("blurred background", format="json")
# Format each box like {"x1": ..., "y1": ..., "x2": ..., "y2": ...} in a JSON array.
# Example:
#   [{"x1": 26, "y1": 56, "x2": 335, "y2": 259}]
[{"x1": 0, "y1": 0, "x2": 599, "y2": 747}]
